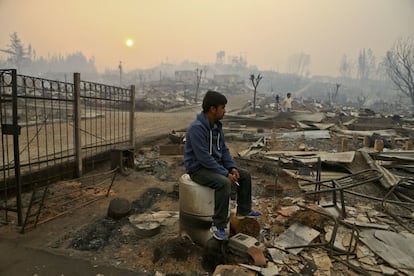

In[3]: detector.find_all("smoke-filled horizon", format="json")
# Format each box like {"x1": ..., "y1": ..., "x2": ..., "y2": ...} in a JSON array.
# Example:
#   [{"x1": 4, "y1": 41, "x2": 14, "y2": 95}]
[{"x1": 0, "y1": 0, "x2": 413, "y2": 76}]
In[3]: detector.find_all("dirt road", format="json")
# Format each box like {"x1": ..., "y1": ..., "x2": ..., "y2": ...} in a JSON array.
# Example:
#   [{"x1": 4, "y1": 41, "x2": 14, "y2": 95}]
[{"x1": 135, "y1": 93, "x2": 251, "y2": 144}]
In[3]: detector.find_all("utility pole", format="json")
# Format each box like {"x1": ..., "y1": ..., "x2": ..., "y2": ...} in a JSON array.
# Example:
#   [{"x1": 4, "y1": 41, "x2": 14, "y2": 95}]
[
  {"x1": 250, "y1": 73, "x2": 262, "y2": 112},
  {"x1": 194, "y1": 68, "x2": 203, "y2": 103},
  {"x1": 118, "y1": 61, "x2": 123, "y2": 87}
]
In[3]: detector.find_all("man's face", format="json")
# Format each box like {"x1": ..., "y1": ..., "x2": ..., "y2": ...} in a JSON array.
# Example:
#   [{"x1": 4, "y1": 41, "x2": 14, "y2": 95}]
[{"x1": 213, "y1": 104, "x2": 226, "y2": 121}]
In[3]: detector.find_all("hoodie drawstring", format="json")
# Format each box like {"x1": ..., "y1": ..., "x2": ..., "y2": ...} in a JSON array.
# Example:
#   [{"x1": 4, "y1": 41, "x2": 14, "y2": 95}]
[
  {"x1": 209, "y1": 129, "x2": 213, "y2": 155},
  {"x1": 209, "y1": 129, "x2": 221, "y2": 154}
]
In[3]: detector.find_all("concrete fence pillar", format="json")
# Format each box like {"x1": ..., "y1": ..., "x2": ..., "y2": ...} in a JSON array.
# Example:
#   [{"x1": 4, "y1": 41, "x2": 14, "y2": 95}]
[
  {"x1": 130, "y1": 85, "x2": 135, "y2": 147},
  {"x1": 73, "y1": 72, "x2": 82, "y2": 177}
]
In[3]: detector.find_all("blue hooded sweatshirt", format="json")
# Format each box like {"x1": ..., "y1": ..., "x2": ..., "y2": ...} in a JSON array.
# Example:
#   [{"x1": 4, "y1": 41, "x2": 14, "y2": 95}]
[{"x1": 184, "y1": 112, "x2": 237, "y2": 176}]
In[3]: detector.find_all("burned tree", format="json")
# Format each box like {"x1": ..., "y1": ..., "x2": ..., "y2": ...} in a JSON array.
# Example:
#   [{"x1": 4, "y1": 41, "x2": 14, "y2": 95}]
[
  {"x1": 0, "y1": 32, "x2": 32, "y2": 72},
  {"x1": 328, "y1": 83, "x2": 342, "y2": 105},
  {"x1": 339, "y1": 54, "x2": 354, "y2": 79},
  {"x1": 385, "y1": 37, "x2": 414, "y2": 111},
  {"x1": 357, "y1": 48, "x2": 376, "y2": 81},
  {"x1": 250, "y1": 73, "x2": 262, "y2": 112}
]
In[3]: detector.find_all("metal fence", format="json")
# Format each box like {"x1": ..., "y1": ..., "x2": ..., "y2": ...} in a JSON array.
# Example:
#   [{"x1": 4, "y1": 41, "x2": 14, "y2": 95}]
[{"x1": 0, "y1": 69, "x2": 135, "y2": 225}]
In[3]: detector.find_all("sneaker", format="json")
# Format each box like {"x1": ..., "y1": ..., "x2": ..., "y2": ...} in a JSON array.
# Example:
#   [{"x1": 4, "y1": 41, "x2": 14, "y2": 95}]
[
  {"x1": 210, "y1": 225, "x2": 228, "y2": 240},
  {"x1": 236, "y1": 210, "x2": 262, "y2": 219}
]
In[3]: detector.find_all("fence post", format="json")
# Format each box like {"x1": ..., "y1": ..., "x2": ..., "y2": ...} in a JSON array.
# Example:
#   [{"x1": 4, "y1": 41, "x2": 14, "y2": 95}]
[
  {"x1": 130, "y1": 85, "x2": 135, "y2": 147},
  {"x1": 73, "y1": 73, "x2": 83, "y2": 177},
  {"x1": 11, "y1": 69, "x2": 23, "y2": 225}
]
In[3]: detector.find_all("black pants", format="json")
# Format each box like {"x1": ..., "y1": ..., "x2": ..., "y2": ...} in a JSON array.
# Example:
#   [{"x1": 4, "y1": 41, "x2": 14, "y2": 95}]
[{"x1": 190, "y1": 167, "x2": 252, "y2": 229}]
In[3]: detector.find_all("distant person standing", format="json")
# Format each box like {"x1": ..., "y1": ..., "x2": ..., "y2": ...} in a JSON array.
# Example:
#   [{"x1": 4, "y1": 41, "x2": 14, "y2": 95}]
[
  {"x1": 275, "y1": 94, "x2": 280, "y2": 111},
  {"x1": 282, "y1": 92, "x2": 292, "y2": 112}
]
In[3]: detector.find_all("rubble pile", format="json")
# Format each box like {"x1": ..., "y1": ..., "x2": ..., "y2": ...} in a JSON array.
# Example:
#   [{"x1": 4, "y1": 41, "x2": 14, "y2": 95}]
[
  {"x1": 127, "y1": 98, "x2": 414, "y2": 274},
  {"x1": 208, "y1": 101, "x2": 414, "y2": 275},
  {"x1": 123, "y1": 96, "x2": 414, "y2": 274}
]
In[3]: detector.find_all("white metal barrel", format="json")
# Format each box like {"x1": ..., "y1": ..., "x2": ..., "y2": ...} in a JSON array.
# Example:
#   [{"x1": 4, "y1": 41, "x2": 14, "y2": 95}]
[{"x1": 179, "y1": 173, "x2": 214, "y2": 246}]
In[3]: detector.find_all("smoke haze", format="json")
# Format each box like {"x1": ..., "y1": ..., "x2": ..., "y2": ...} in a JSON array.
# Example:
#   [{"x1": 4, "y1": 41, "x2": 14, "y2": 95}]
[{"x1": 1, "y1": 0, "x2": 413, "y2": 76}]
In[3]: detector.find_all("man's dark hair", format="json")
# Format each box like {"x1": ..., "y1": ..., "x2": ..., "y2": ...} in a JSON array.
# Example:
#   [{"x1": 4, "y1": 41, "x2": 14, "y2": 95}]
[{"x1": 202, "y1": 90, "x2": 227, "y2": 112}]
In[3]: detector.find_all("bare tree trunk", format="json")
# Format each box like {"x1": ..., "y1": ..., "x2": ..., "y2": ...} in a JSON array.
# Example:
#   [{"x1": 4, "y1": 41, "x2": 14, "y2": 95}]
[
  {"x1": 385, "y1": 37, "x2": 414, "y2": 112},
  {"x1": 250, "y1": 74, "x2": 262, "y2": 113}
]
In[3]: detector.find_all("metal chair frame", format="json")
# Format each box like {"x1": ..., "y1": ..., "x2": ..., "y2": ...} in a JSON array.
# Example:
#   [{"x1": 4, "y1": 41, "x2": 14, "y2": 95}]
[{"x1": 299, "y1": 169, "x2": 383, "y2": 218}]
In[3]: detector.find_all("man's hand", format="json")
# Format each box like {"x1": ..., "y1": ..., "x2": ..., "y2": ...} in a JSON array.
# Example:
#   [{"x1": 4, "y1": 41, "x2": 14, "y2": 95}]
[
  {"x1": 227, "y1": 173, "x2": 238, "y2": 185},
  {"x1": 228, "y1": 168, "x2": 240, "y2": 186}
]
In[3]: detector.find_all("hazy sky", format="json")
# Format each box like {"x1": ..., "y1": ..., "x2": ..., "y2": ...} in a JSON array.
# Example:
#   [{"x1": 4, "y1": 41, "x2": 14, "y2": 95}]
[{"x1": 1, "y1": 0, "x2": 413, "y2": 76}]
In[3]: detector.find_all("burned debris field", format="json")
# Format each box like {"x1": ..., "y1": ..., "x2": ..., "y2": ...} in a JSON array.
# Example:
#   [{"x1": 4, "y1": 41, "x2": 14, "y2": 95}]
[{"x1": 1, "y1": 93, "x2": 414, "y2": 276}]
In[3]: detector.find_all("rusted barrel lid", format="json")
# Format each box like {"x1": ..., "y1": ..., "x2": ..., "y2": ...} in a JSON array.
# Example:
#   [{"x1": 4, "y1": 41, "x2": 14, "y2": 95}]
[{"x1": 107, "y1": 197, "x2": 131, "y2": 219}]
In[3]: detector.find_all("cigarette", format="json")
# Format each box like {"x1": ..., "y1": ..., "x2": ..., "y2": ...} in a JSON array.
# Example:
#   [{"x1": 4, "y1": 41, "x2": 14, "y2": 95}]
[{"x1": 235, "y1": 181, "x2": 240, "y2": 186}]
